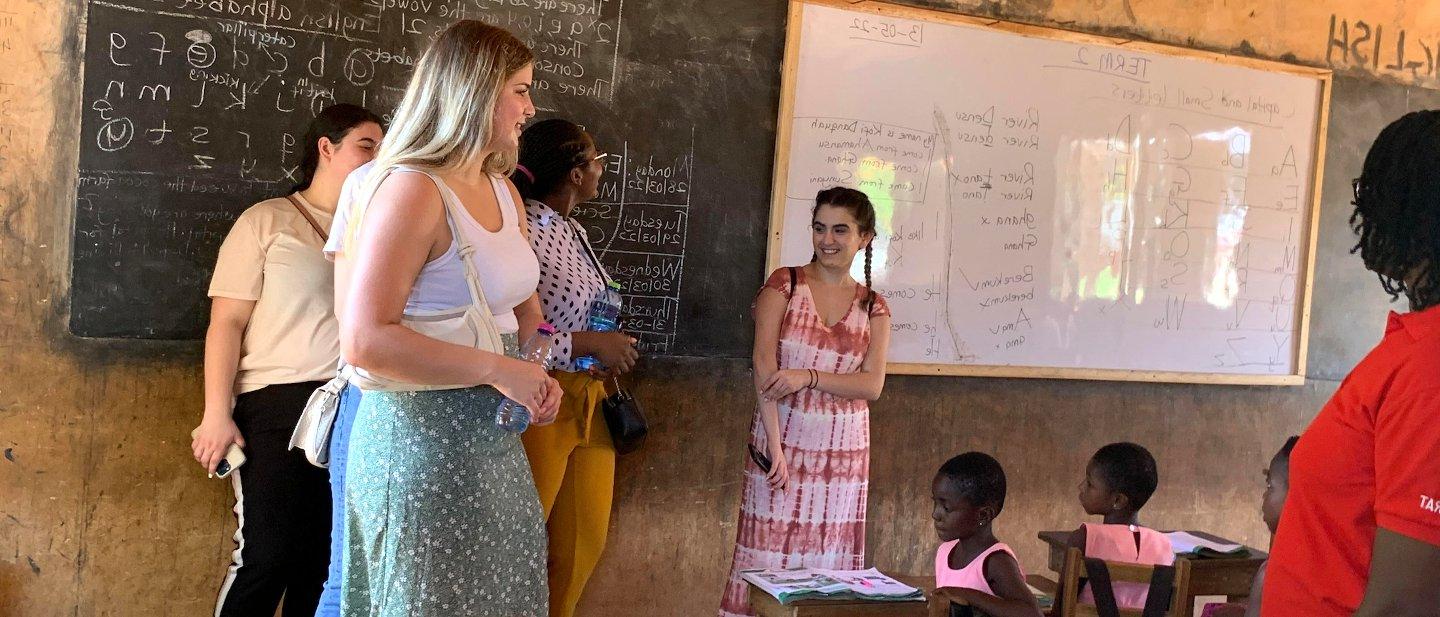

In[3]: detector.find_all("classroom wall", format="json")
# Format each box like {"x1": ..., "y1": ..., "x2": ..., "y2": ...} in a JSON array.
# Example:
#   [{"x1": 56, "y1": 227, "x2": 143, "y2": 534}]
[
  {"x1": 909, "y1": 0, "x2": 1440, "y2": 89},
  {"x1": 3, "y1": 1, "x2": 1438, "y2": 615}
]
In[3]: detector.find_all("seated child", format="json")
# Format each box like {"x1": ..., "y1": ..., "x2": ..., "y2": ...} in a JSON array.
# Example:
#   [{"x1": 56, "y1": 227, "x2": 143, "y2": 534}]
[
  {"x1": 1201, "y1": 436, "x2": 1298, "y2": 617},
  {"x1": 932, "y1": 452, "x2": 1043, "y2": 617},
  {"x1": 1068, "y1": 442, "x2": 1174, "y2": 610}
]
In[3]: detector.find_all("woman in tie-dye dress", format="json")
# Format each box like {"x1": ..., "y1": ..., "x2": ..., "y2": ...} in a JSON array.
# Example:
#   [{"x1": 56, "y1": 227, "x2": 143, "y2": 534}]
[{"x1": 719, "y1": 187, "x2": 892, "y2": 617}]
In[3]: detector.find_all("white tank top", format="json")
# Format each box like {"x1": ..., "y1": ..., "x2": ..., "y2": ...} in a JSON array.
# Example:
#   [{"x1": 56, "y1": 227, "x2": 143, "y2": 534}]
[
  {"x1": 441, "y1": 171, "x2": 538, "y2": 334},
  {"x1": 328, "y1": 165, "x2": 538, "y2": 334}
]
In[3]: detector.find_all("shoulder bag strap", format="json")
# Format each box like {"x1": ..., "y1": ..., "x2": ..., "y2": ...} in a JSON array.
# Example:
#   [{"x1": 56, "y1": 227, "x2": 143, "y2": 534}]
[
  {"x1": 1139, "y1": 564, "x2": 1177, "y2": 617},
  {"x1": 286, "y1": 194, "x2": 328, "y2": 242},
  {"x1": 426, "y1": 172, "x2": 506, "y2": 353},
  {"x1": 566, "y1": 217, "x2": 615, "y2": 286},
  {"x1": 788, "y1": 266, "x2": 797, "y2": 296},
  {"x1": 1082, "y1": 558, "x2": 1122, "y2": 617}
]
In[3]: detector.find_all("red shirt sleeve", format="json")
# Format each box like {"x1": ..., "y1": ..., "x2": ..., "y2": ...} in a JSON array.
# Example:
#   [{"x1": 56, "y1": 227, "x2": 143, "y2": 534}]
[{"x1": 1375, "y1": 387, "x2": 1440, "y2": 547}]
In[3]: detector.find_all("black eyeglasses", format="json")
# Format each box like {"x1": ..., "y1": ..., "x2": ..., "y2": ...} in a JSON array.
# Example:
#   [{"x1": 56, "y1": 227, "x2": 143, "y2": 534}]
[{"x1": 1352, "y1": 177, "x2": 1362, "y2": 201}]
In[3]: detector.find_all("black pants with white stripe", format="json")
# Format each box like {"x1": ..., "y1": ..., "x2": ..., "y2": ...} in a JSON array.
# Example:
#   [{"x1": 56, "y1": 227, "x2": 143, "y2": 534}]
[{"x1": 216, "y1": 381, "x2": 331, "y2": 617}]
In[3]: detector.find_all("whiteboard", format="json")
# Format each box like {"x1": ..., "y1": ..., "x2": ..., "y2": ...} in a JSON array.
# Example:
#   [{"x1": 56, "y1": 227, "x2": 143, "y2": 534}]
[{"x1": 768, "y1": 1, "x2": 1331, "y2": 384}]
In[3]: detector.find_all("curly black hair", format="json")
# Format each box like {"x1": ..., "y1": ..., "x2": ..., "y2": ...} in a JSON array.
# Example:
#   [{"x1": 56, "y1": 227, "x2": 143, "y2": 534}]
[{"x1": 1351, "y1": 110, "x2": 1440, "y2": 311}]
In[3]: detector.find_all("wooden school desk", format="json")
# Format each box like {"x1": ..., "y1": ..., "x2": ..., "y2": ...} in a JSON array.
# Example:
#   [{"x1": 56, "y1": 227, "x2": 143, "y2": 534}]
[
  {"x1": 1037, "y1": 531, "x2": 1267, "y2": 617},
  {"x1": 748, "y1": 575, "x2": 944, "y2": 617}
]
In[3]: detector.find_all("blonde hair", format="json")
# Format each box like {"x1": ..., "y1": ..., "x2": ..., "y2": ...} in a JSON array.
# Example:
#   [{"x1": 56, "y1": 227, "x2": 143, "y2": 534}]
[{"x1": 375, "y1": 20, "x2": 533, "y2": 175}]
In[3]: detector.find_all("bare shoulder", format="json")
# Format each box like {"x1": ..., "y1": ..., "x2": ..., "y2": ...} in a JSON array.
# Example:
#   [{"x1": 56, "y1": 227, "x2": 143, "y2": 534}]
[{"x1": 373, "y1": 169, "x2": 444, "y2": 209}]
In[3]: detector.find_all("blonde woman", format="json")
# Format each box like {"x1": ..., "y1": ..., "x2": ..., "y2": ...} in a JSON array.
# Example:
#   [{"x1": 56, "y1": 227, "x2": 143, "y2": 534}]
[{"x1": 334, "y1": 21, "x2": 561, "y2": 616}]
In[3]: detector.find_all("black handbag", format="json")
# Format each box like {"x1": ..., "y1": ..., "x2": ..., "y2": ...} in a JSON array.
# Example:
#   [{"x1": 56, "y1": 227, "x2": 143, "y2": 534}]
[
  {"x1": 601, "y1": 376, "x2": 648, "y2": 455},
  {"x1": 564, "y1": 217, "x2": 650, "y2": 455}
]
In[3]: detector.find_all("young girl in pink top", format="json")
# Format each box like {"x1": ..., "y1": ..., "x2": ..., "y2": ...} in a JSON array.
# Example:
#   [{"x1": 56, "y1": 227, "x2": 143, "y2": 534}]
[
  {"x1": 932, "y1": 452, "x2": 1043, "y2": 617},
  {"x1": 1067, "y1": 442, "x2": 1174, "y2": 610}
]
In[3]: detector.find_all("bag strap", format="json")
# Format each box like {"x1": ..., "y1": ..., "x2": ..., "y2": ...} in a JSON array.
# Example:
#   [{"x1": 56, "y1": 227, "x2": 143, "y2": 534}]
[
  {"x1": 354, "y1": 165, "x2": 503, "y2": 348},
  {"x1": 286, "y1": 194, "x2": 328, "y2": 242},
  {"x1": 1139, "y1": 563, "x2": 1177, "y2": 617},
  {"x1": 788, "y1": 266, "x2": 797, "y2": 296},
  {"x1": 425, "y1": 173, "x2": 500, "y2": 333},
  {"x1": 565, "y1": 215, "x2": 615, "y2": 286},
  {"x1": 1083, "y1": 558, "x2": 1122, "y2": 617}
]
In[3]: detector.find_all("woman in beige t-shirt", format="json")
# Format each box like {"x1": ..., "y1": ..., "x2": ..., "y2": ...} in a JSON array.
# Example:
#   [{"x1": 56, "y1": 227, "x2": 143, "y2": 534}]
[{"x1": 189, "y1": 104, "x2": 383, "y2": 617}]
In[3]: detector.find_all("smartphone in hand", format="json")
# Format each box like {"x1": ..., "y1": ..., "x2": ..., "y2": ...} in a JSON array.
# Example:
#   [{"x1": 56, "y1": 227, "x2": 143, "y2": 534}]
[
  {"x1": 191, "y1": 428, "x2": 246, "y2": 478},
  {"x1": 214, "y1": 444, "x2": 246, "y2": 478},
  {"x1": 747, "y1": 443, "x2": 772, "y2": 474}
]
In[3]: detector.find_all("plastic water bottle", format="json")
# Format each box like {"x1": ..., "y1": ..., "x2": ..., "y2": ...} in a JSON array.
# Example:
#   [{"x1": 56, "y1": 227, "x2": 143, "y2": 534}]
[
  {"x1": 495, "y1": 323, "x2": 557, "y2": 433},
  {"x1": 573, "y1": 281, "x2": 624, "y2": 371}
]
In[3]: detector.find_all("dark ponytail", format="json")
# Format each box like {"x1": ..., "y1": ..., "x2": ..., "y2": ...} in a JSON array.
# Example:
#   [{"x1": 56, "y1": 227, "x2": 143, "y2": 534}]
[
  {"x1": 516, "y1": 118, "x2": 592, "y2": 201},
  {"x1": 293, "y1": 103, "x2": 383, "y2": 193},
  {"x1": 813, "y1": 186, "x2": 878, "y2": 310}
]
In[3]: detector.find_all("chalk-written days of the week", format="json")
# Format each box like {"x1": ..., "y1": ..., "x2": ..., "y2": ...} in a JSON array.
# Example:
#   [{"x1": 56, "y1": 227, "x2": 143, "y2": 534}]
[
  {"x1": 789, "y1": 117, "x2": 936, "y2": 202},
  {"x1": 568, "y1": 142, "x2": 692, "y2": 351}
]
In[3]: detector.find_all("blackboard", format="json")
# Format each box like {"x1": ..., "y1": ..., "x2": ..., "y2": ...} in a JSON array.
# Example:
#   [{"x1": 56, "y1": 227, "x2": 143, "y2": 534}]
[{"x1": 71, "y1": 0, "x2": 785, "y2": 358}]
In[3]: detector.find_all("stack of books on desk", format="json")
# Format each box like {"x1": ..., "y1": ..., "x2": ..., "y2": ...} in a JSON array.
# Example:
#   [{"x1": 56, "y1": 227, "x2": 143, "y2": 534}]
[{"x1": 742, "y1": 567, "x2": 925, "y2": 604}]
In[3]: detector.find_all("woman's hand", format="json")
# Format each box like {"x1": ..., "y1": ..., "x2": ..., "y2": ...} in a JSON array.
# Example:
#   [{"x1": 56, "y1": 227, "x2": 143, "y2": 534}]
[
  {"x1": 191, "y1": 415, "x2": 245, "y2": 476},
  {"x1": 765, "y1": 439, "x2": 790, "y2": 491},
  {"x1": 492, "y1": 356, "x2": 556, "y2": 417},
  {"x1": 574, "y1": 331, "x2": 639, "y2": 374},
  {"x1": 761, "y1": 369, "x2": 811, "y2": 400},
  {"x1": 528, "y1": 376, "x2": 563, "y2": 426}
]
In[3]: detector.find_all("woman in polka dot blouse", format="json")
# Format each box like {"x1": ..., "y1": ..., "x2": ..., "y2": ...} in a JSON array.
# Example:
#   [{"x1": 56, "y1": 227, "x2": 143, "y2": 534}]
[{"x1": 512, "y1": 118, "x2": 640, "y2": 617}]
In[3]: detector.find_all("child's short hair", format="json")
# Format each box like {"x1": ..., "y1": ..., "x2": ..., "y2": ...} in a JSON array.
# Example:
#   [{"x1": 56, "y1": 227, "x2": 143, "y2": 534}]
[
  {"x1": 937, "y1": 452, "x2": 1007, "y2": 514},
  {"x1": 1091, "y1": 442, "x2": 1159, "y2": 510}
]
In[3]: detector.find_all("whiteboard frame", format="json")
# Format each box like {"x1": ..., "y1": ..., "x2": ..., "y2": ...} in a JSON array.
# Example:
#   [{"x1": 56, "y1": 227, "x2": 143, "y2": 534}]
[{"x1": 767, "y1": 0, "x2": 1333, "y2": 386}]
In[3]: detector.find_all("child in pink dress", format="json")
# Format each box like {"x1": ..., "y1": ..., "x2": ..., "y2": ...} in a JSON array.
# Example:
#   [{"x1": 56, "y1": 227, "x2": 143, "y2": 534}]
[
  {"x1": 1068, "y1": 442, "x2": 1174, "y2": 611},
  {"x1": 932, "y1": 452, "x2": 1043, "y2": 617}
]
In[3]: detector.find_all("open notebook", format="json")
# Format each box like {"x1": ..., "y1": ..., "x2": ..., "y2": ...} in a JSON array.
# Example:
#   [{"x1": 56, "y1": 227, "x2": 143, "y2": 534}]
[{"x1": 742, "y1": 568, "x2": 925, "y2": 604}]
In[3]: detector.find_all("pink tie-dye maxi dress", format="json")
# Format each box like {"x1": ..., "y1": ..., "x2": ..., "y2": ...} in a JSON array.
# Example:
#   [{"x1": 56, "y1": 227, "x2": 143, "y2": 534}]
[{"x1": 719, "y1": 267, "x2": 890, "y2": 617}]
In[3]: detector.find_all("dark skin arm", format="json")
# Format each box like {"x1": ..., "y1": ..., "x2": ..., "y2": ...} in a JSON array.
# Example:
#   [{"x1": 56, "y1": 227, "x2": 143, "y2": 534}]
[
  {"x1": 937, "y1": 551, "x2": 1044, "y2": 617},
  {"x1": 1352, "y1": 528, "x2": 1440, "y2": 617}
]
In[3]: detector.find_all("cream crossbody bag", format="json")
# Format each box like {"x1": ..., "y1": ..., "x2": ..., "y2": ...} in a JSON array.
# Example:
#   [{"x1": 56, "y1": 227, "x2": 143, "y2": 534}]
[{"x1": 340, "y1": 164, "x2": 508, "y2": 392}]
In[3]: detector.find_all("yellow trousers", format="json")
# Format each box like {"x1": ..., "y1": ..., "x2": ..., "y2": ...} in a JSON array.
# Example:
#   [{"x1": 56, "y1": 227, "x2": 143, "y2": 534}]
[{"x1": 522, "y1": 370, "x2": 616, "y2": 617}]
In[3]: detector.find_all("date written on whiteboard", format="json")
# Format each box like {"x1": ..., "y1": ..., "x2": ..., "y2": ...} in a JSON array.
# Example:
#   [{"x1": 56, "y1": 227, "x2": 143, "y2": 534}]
[{"x1": 848, "y1": 17, "x2": 923, "y2": 47}]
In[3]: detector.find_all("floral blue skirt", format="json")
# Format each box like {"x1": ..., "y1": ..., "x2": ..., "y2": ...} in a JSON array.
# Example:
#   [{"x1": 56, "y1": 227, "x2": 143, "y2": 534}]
[{"x1": 341, "y1": 344, "x2": 547, "y2": 616}]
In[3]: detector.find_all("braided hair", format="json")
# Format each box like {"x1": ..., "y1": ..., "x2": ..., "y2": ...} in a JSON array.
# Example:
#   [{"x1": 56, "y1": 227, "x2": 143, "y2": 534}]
[
  {"x1": 514, "y1": 118, "x2": 593, "y2": 201},
  {"x1": 812, "y1": 186, "x2": 877, "y2": 310},
  {"x1": 1352, "y1": 110, "x2": 1440, "y2": 311}
]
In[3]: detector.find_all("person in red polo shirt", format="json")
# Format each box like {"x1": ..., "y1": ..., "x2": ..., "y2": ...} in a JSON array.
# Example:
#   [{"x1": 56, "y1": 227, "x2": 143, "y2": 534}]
[{"x1": 1262, "y1": 111, "x2": 1440, "y2": 616}]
